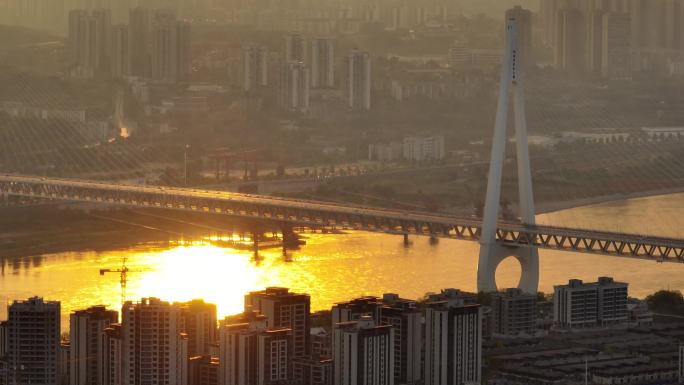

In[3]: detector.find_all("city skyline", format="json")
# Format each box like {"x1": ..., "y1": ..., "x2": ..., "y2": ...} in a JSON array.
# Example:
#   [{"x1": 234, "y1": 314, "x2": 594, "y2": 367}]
[
  {"x1": 0, "y1": 273, "x2": 669, "y2": 385},
  {"x1": 0, "y1": 1, "x2": 684, "y2": 385}
]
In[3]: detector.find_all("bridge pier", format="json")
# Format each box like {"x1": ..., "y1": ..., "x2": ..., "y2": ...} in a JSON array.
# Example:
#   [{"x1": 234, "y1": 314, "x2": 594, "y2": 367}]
[
  {"x1": 282, "y1": 229, "x2": 288, "y2": 257},
  {"x1": 1, "y1": 193, "x2": 8, "y2": 207},
  {"x1": 429, "y1": 235, "x2": 439, "y2": 245},
  {"x1": 251, "y1": 228, "x2": 262, "y2": 261},
  {"x1": 403, "y1": 233, "x2": 411, "y2": 247},
  {"x1": 477, "y1": 244, "x2": 539, "y2": 294},
  {"x1": 281, "y1": 224, "x2": 299, "y2": 259}
]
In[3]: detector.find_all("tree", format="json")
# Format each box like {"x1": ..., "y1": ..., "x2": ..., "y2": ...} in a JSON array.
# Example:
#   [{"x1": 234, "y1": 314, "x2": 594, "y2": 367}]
[{"x1": 646, "y1": 290, "x2": 684, "y2": 315}]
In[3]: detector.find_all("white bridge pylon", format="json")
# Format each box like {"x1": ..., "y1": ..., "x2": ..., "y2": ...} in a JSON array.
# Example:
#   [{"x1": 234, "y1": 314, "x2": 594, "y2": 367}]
[{"x1": 477, "y1": 19, "x2": 538, "y2": 294}]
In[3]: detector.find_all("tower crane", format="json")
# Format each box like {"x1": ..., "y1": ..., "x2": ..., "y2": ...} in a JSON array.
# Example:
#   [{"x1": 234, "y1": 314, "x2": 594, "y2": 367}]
[{"x1": 99, "y1": 256, "x2": 147, "y2": 305}]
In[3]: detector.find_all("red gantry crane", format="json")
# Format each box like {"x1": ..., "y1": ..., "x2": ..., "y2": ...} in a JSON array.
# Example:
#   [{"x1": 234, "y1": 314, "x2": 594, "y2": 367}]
[{"x1": 207, "y1": 148, "x2": 261, "y2": 181}]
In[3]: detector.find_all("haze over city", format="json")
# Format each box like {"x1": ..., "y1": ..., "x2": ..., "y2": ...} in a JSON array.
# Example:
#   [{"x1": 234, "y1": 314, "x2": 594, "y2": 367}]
[{"x1": 1, "y1": 1, "x2": 684, "y2": 385}]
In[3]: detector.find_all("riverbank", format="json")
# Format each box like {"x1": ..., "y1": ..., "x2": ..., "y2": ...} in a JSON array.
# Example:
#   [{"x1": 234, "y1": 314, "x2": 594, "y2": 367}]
[
  {"x1": 536, "y1": 186, "x2": 684, "y2": 215},
  {"x1": 0, "y1": 205, "x2": 290, "y2": 259}
]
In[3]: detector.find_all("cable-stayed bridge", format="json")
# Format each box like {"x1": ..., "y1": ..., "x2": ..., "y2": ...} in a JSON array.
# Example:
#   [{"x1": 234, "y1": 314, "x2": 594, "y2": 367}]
[
  {"x1": 1, "y1": 173, "x2": 683, "y2": 263},
  {"x1": 2, "y1": 21, "x2": 683, "y2": 294}
]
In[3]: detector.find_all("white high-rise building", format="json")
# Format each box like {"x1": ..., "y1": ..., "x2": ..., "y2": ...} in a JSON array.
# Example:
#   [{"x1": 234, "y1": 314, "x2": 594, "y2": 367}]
[
  {"x1": 279, "y1": 62, "x2": 311, "y2": 112},
  {"x1": 242, "y1": 45, "x2": 269, "y2": 93},
  {"x1": 121, "y1": 298, "x2": 189, "y2": 385},
  {"x1": 309, "y1": 38, "x2": 335, "y2": 88},
  {"x1": 424, "y1": 301, "x2": 481, "y2": 385},
  {"x1": 554, "y1": 277, "x2": 628, "y2": 328},
  {"x1": 69, "y1": 306, "x2": 118, "y2": 385},
  {"x1": 334, "y1": 315, "x2": 394, "y2": 385},
  {"x1": 347, "y1": 50, "x2": 371, "y2": 110},
  {"x1": 219, "y1": 311, "x2": 293, "y2": 385}
]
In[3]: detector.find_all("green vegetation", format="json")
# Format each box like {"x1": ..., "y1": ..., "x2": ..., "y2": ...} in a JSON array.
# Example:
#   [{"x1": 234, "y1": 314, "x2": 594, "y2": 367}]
[{"x1": 646, "y1": 290, "x2": 684, "y2": 316}]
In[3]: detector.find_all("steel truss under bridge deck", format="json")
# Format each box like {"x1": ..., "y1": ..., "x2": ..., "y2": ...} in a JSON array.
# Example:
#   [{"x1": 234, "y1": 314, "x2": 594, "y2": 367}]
[{"x1": 1, "y1": 174, "x2": 683, "y2": 262}]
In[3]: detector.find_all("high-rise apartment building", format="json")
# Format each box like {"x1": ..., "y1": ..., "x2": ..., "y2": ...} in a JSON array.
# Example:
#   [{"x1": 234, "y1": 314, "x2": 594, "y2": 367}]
[
  {"x1": 555, "y1": 8, "x2": 586, "y2": 71},
  {"x1": 347, "y1": 50, "x2": 371, "y2": 110},
  {"x1": 188, "y1": 355, "x2": 219, "y2": 385},
  {"x1": 490, "y1": 288, "x2": 536, "y2": 337},
  {"x1": 129, "y1": 7, "x2": 151, "y2": 77},
  {"x1": 110, "y1": 24, "x2": 130, "y2": 78},
  {"x1": 380, "y1": 294, "x2": 422, "y2": 385},
  {"x1": 333, "y1": 316, "x2": 394, "y2": 385},
  {"x1": 69, "y1": 306, "x2": 118, "y2": 385},
  {"x1": 219, "y1": 311, "x2": 293, "y2": 385},
  {"x1": 309, "y1": 38, "x2": 335, "y2": 88},
  {"x1": 285, "y1": 33, "x2": 306, "y2": 62},
  {"x1": 7, "y1": 297, "x2": 61, "y2": 385},
  {"x1": 59, "y1": 342, "x2": 70, "y2": 385},
  {"x1": 424, "y1": 301, "x2": 481, "y2": 385},
  {"x1": 293, "y1": 357, "x2": 333, "y2": 385},
  {"x1": 121, "y1": 298, "x2": 189, "y2": 385},
  {"x1": 101, "y1": 324, "x2": 123, "y2": 385},
  {"x1": 0, "y1": 321, "x2": 7, "y2": 358},
  {"x1": 679, "y1": 344, "x2": 684, "y2": 384},
  {"x1": 279, "y1": 62, "x2": 311, "y2": 112},
  {"x1": 554, "y1": 277, "x2": 628, "y2": 328},
  {"x1": 179, "y1": 299, "x2": 218, "y2": 357},
  {"x1": 68, "y1": 10, "x2": 102, "y2": 78},
  {"x1": 242, "y1": 45, "x2": 269, "y2": 93},
  {"x1": 245, "y1": 287, "x2": 311, "y2": 358},
  {"x1": 542, "y1": 0, "x2": 684, "y2": 75},
  {"x1": 601, "y1": 12, "x2": 632, "y2": 79},
  {"x1": 331, "y1": 296, "x2": 383, "y2": 326},
  {"x1": 332, "y1": 294, "x2": 421, "y2": 385},
  {"x1": 91, "y1": 8, "x2": 112, "y2": 72},
  {"x1": 151, "y1": 18, "x2": 191, "y2": 83}
]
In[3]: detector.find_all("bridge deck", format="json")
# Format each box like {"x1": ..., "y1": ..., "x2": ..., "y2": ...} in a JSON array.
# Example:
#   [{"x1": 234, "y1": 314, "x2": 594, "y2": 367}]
[{"x1": 1, "y1": 174, "x2": 683, "y2": 262}]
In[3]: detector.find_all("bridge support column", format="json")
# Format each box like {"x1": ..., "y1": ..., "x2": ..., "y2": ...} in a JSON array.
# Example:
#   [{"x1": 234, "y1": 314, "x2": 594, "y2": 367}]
[
  {"x1": 282, "y1": 229, "x2": 289, "y2": 257},
  {"x1": 477, "y1": 244, "x2": 539, "y2": 294},
  {"x1": 477, "y1": 20, "x2": 539, "y2": 294},
  {"x1": 252, "y1": 228, "x2": 261, "y2": 260},
  {"x1": 403, "y1": 233, "x2": 410, "y2": 247},
  {"x1": 1, "y1": 193, "x2": 8, "y2": 207}
]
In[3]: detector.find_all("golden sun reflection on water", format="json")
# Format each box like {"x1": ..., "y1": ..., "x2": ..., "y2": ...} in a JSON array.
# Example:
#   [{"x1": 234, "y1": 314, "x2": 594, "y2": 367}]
[
  {"x1": 2, "y1": 192, "x2": 684, "y2": 330},
  {"x1": 129, "y1": 245, "x2": 262, "y2": 318}
]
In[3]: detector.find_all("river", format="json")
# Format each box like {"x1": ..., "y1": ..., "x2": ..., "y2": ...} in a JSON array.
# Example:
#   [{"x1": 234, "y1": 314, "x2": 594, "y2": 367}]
[{"x1": 2, "y1": 192, "x2": 684, "y2": 328}]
